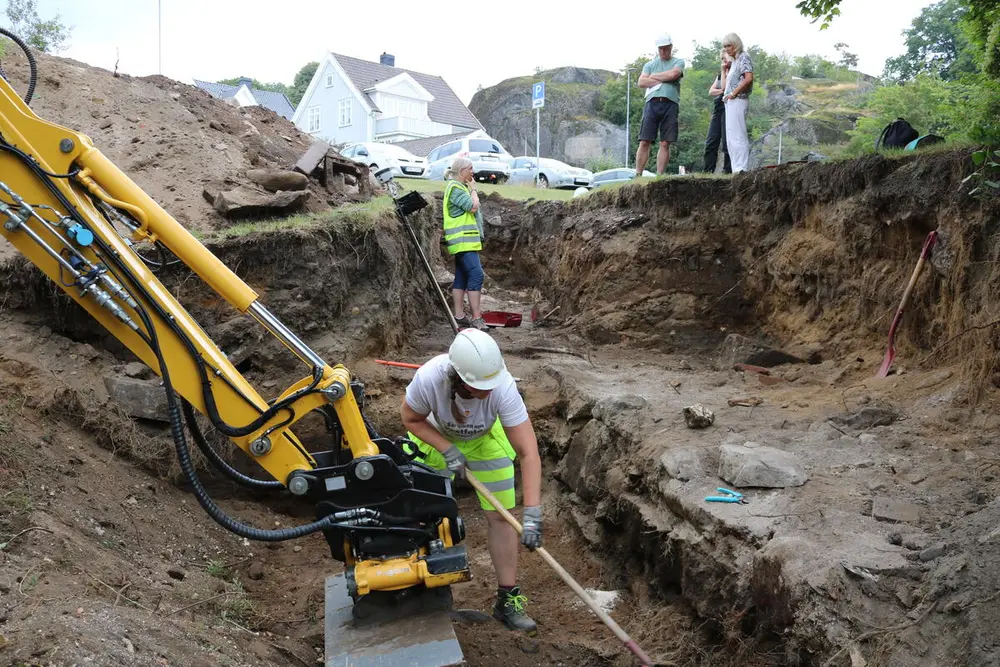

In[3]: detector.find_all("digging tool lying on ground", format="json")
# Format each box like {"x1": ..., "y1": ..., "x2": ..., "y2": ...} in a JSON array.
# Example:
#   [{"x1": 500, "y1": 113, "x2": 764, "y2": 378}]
[
  {"x1": 464, "y1": 475, "x2": 658, "y2": 667},
  {"x1": 876, "y1": 231, "x2": 938, "y2": 378},
  {"x1": 375, "y1": 359, "x2": 423, "y2": 370}
]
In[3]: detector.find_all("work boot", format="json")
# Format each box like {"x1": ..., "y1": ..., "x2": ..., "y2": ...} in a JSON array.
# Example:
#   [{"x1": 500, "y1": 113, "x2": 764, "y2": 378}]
[
  {"x1": 492, "y1": 586, "x2": 537, "y2": 635},
  {"x1": 470, "y1": 317, "x2": 489, "y2": 331}
]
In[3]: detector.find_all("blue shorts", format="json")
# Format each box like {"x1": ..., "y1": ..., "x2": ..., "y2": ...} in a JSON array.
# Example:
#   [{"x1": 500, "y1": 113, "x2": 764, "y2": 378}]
[{"x1": 453, "y1": 251, "x2": 484, "y2": 292}]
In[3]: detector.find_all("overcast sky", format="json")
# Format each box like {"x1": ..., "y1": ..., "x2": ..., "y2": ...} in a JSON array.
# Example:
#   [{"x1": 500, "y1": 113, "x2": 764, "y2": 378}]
[{"x1": 23, "y1": 0, "x2": 933, "y2": 105}]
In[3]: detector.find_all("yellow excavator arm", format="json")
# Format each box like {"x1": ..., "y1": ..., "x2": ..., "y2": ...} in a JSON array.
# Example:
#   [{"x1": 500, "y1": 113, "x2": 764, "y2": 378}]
[{"x1": 0, "y1": 30, "x2": 469, "y2": 629}]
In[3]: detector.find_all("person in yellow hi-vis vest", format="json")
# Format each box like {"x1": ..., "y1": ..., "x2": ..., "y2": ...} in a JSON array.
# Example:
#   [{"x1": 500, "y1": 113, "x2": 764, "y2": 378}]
[
  {"x1": 401, "y1": 329, "x2": 543, "y2": 635},
  {"x1": 442, "y1": 158, "x2": 489, "y2": 331}
]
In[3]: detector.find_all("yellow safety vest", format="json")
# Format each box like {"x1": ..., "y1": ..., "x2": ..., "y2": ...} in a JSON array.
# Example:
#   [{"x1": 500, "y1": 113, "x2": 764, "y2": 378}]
[{"x1": 442, "y1": 181, "x2": 482, "y2": 255}]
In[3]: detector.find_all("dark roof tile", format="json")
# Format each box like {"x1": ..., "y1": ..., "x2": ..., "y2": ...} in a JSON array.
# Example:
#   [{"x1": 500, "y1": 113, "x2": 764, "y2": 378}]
[{"x1": 331, "y1": 54, "x2": 482, "y2": 130}]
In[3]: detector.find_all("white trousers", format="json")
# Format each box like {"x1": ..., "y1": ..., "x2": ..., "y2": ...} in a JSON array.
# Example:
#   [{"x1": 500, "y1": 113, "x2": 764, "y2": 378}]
[{"x1": 724, "y1": 97, "x2": 750, "y2": 173}]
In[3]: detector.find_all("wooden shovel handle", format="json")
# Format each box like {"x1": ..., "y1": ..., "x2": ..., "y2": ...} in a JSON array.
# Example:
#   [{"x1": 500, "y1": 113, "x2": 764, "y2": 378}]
[{"x1": 464, "y1": 475, "x2": 655, "y2": 666}]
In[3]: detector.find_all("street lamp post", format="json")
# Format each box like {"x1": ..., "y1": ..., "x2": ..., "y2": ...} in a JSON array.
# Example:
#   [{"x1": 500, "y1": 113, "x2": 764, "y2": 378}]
[{"x1": 624, "y1": 67, "x2": 632, "y2": 168}]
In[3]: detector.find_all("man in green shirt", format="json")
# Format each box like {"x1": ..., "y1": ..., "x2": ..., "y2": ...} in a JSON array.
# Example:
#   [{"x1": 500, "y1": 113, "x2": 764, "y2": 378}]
[{"x1": 636, "y1": 33, "x2": 685, "y2": 176}]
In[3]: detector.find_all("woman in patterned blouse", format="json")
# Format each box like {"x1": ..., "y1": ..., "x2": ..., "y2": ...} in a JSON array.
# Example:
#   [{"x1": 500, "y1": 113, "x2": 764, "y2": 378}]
[{"x1": 721, "y1": 33, "x2": 755, "y2": 172}]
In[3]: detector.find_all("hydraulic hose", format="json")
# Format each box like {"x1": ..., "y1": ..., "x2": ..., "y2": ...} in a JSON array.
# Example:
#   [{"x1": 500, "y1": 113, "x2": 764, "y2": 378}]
[
  {"x1": 181, "y1": 399, "x2": 283, "y2": 491},
  {"x1": 1, "y1": 140, "x2": 336, "y2": 541},
  {"x1": 0, "y1": 26, "x2": 38, "y2": 105}
]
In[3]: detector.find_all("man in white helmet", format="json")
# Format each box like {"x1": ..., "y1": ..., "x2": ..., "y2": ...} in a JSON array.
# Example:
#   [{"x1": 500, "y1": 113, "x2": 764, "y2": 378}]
[
  {"x1": 635, "y1": 33, "x2": 685, "y2": 176},
  {"x1": 401, "y1": 329, "x2": 543, "y2": 635}
]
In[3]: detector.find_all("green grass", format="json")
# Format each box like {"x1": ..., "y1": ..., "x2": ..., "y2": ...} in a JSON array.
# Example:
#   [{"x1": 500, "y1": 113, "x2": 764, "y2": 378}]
[
  {"x1": 206, "y1": 559, "x2": 231, "y2": 580},
  {"x1": 397, "y1": 178, "x2": 575, "y2": 202},
  {"x1": 202, "y1": 198, "x2": 393, "y2": 241}
]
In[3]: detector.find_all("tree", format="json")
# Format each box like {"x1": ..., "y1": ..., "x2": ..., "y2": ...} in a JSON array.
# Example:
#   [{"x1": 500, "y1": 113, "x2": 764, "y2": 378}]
[
  {"x1": 882, "y1": 0, "x2": 977, "y2": 81},
  {"x1": 599, "y1": 55, "x2": 650, "y2": 162},
  {"x1": 4, "y1": 0, "x2": 71, "y2": 52},
  {"x1": 796, "y1": 0, "x2": 843, "y2": 29},
  {"x1": 834, "y1": 42, "x2": 859, "y2": 69},
  {"x1": 287, "y1": 61, "x2": 318, "y2": 107}
]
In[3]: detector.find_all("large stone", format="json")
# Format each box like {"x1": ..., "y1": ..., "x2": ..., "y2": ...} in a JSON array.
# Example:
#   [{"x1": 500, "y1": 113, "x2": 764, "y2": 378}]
[
  {"x1": 293, "y1": 138, "x2": 333, "y2": 175},
  {"x1": 246, "y1": 168, "x2": 309, "y2": 193},
  {"x1": 872, "y1": 497, "x2": 921, "y2": 524},
  {"x1": 208, "y1": 186, "x2": 309, "y2": 218},
  {"x1": 717, "y1": 333, "x2": 804, "y2": 369},
  {"x1": 682, "y1": 404, "x2": 715, "y2": 429},
  {"x1": 718, "y1": 443, "x2": 808, "y2": 488},
  {"x1": 122, "y1": 362, "x2": 152, "y2": 379},
  {"x1": 556, "y1": 420, "x2": 611, "y2": 501},
  {"x1": 659, "y1": 448, "x2": 704, "y2": 481},
  {"x1": 103, "y1": 376, "x2": 169, "y2": 422}
]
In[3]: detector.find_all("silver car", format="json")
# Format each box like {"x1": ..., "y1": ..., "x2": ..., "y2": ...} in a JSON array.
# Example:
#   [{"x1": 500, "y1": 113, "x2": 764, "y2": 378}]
[
  {"x1": 590, "y1": 168, "x2": 655, "y2": 189},
  {"x1": 507, "y1": 157, "x2": 593, "y2": 189},
  {"x1": 425, "y1": 135, "x2": 512, "y2": 183}
]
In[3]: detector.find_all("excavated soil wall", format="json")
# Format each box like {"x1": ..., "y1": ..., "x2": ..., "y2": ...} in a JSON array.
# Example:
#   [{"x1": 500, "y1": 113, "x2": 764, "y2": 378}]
[
  {"x1": 0, "y1": 206, "x2": 444, "y2": 373},
  {"x1": 485, "y1": 151, "x2": 999, "y2": 391}
]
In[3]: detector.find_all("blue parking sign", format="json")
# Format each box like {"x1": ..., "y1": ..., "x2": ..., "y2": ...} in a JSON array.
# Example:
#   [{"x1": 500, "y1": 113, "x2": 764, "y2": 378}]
[{"x1": 532, "y1": 81, "x2": 545, "y2": 109}]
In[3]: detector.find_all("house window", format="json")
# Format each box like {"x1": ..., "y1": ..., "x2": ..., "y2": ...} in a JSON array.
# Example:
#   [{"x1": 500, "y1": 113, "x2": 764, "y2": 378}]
[
  {"x1": 306, "y1": 106, "x2": 321, "y2": 133},
  {"x1": 338, "y1": 99, "x2": 352, "y2": 127},
  {"x1": 325, "y1": 73, "x2": 334, "y2": 88}
]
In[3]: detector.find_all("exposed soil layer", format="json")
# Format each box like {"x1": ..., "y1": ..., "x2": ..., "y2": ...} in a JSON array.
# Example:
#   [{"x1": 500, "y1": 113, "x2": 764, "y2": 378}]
[{"x1": 2, "y1": 47, "x2": 1000, "y2": 667}]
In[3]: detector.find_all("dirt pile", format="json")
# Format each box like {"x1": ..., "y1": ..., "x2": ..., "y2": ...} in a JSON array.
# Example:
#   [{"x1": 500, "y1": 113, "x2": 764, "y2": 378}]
[{"x1": 0, "y1": 48, "x2": 369, "y2": 234}]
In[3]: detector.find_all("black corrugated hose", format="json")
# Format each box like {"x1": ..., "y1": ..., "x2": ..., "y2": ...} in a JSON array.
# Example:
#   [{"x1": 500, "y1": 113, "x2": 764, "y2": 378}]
[
  {"x1": 181, "y1": 399, "x2": 284, "y2": 491},
  {"x1": 0, "y1": 26, "x2": 38, "y2": 105}
]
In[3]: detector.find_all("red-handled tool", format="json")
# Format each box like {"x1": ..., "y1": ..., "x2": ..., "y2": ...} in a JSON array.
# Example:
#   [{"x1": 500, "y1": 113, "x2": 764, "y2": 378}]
[{"x1": 876, "y1": 231, "x2": 937, "y2": 378}]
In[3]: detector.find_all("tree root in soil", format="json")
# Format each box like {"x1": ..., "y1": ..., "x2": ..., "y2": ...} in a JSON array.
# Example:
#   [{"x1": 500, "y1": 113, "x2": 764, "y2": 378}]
[{"x1": 821, "y1": 601, "x2": 937, "y2": 667}]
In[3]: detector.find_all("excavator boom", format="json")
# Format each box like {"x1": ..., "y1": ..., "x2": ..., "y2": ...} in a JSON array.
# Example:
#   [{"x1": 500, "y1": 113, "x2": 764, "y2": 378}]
[{"x1": 0, "y1": 32, "x2": 468, "y2": 667}]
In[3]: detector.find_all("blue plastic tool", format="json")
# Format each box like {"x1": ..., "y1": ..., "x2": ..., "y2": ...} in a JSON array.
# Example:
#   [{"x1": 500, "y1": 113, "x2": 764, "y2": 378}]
[{"x1": 704, "y1": 487, "x2": 747, "y2": 504}]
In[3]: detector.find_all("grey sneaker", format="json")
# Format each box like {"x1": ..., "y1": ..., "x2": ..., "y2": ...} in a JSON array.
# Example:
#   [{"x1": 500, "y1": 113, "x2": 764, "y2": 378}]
[
  {"x1": 492, "y1": 586, "x2": 537, "y2": 635},
  {"x1": 455, "y1": 314, "x2": 471, "y2": 328},
  {"x1": 470, "y1": 317, "x2": 489, "y2": 331}
]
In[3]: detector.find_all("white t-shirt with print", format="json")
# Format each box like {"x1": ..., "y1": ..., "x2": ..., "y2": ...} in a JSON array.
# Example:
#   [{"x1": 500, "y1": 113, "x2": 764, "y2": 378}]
[{"x1": 404, "y1": 354, "x2": 528, "y2": 442}]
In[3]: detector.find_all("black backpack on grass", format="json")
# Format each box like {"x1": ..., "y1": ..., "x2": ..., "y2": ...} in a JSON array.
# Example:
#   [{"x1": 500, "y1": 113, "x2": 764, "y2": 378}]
[{"x1": 876, "y1": 118, "x2": 919, "y2": 150}]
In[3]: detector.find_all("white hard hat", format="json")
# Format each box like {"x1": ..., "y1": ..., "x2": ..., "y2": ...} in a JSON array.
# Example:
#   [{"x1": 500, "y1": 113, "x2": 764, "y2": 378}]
[
  {"x1": 655, "y1": 33, "x2": 673, "y2": 47},
  {"x1": 573, "y1": 187, "x2": 589, "y2": 198},
  {"x1": 448, "y1": 329, "x2": 509, "y2": 390}
]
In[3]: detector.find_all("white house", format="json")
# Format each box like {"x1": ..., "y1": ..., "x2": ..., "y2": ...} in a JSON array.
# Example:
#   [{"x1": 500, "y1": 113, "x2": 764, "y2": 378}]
[{"x1": 291, "y1": 52, "x2": 482, "y2": 146}]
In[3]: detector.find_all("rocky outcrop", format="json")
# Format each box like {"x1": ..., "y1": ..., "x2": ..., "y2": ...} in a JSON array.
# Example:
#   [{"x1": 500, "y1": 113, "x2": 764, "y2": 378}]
[{"x1": 469, "y1": 67, "x2": 624, "y2": 167}]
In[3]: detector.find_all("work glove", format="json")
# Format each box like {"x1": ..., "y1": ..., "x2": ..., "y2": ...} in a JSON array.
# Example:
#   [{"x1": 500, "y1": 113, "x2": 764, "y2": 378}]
[
  {"x1": 442, "y1": 444, "x2": 468, "y2": 480},
  {"x1": 521, "y1": 505, "x2": 543, "y2": 551}
]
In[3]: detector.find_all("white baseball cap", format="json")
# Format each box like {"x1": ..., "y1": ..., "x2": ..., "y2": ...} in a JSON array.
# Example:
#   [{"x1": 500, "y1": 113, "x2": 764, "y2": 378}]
[{"x1": 655, "y1": 33, "x2": 673, "y2": 47}]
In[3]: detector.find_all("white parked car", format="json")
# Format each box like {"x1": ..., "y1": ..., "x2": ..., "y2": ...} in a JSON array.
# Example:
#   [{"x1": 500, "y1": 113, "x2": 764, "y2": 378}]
[
  {"x1": 590, "y1": 168, "x2": 655, "y2": 189},
  {"x1": 425, "y1": 135, "x2": 512, "y2": 183},
  {"x1": 507, "y1": 157, "x2": 592, "y2": 189},
  {"x1": 340, "y1": 142, "x2": 427, "y2": 179}
]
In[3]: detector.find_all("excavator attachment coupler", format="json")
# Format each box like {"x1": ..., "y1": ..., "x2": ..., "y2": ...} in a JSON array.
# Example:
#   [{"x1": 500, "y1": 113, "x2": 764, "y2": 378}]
[{"x1": 326, "y1": 575, "x2": 464, "y2": 667}]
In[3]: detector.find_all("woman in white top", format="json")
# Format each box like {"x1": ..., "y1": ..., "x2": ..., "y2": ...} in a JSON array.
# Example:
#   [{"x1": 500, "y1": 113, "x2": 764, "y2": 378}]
[
  {"x1": 401, "y1": 329, "x2": 543, "y2": 635},
  {"x1": 722, "y1": 32, "x2": 755, "y2": 172}
]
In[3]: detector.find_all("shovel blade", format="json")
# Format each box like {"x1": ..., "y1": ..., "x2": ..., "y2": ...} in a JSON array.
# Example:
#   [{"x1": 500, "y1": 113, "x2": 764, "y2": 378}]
[{"x1": 875, "y1": 348, "x2": 895, "y2": 378}]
